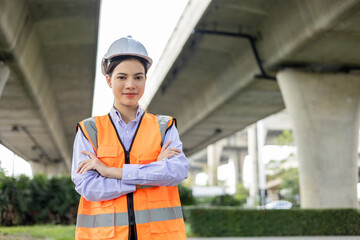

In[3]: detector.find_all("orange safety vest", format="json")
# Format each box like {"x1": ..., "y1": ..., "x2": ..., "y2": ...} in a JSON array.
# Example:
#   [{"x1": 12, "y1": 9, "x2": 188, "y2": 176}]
[{"x1": 75, "y1": 112, "x2": 187, "y2": 240}]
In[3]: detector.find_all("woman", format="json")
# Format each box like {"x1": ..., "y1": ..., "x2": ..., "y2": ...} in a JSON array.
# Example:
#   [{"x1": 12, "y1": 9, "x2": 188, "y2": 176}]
[{"x1": 71, "y1": 36, "x2": 189, "y2": 240}]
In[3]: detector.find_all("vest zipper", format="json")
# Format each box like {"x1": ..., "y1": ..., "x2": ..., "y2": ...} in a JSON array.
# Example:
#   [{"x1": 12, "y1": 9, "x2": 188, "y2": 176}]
[
  {"x1": 125, "y1": 151, "x2": 136, "y2": 240},
  {"x1": 108, "y1": 113, "x2": 145, "y2": 240}
]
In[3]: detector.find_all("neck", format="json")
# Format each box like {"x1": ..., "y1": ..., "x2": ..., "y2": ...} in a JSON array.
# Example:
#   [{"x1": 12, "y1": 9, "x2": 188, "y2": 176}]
[{"x1": 114, "y1": 104, "x2": 139, "y2": 124}]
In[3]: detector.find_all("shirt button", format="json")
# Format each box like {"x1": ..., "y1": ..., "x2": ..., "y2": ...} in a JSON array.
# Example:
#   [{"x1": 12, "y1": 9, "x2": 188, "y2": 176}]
[{"x1": 128, "y1": 174, "x2": 131, "y2": 178}]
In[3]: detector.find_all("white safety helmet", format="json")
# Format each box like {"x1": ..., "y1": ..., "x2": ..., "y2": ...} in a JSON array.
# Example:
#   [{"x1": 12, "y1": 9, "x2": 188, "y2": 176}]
[{"x1": 101, "y1": 35, "x2": 153, "y2": 75}]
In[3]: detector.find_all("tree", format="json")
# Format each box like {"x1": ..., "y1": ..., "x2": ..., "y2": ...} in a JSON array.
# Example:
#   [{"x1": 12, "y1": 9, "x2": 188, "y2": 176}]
[
  {"x1": 280, "y1": 168, "x2": 300, "y2": 207},
  {"x1": 235, "y1": 183, "x2": 249, "y2": 206},
  {"x1": 274, "y1": 130, "x2": 294, "y2": 145}
]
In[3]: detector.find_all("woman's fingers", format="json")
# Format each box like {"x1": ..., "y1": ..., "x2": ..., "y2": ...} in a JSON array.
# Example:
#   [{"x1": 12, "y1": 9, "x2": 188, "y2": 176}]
[
  {"x1": 169, "y1": 152, "x2": 178, "y2": 157},
  {"x1": 79, "y1": 164, "x2": 91, "y2": 174},
  {"x1": 77, "y1": 159, "x2": 89, "y2": 173},
  {"x1": 79, "y1": 165, "x2": 86, "y2": 174},
  {"x1": 77, "y1": 151, "x2": 98, "y2": 174},
  {"x1": 161, "y1": 140, "x2": 171, "y2": 153},
  {"x1": 165, "y1": 148, "x2": 181, "y2": 154},
  {"x1": 163, "y1": 149, "x2": 181, "y2": 159},
  {"x1": 157, "y1": 142, "x2": 182, "y2": 161},
  {"x1": 77, "y1": 158, "x2": 97, "y2": 174},
  {"x1": 80, "y1": 160, "x2": 97, "y2": 174},
  {"x1": 168, "y1": 148, "x2": 181, "y2": 153},
  {"x1": 78, "y1": 162, "x2": 90, "y2": 174},
  {"x1": 167, "y1": 150, "x2": 181, "y2": 155},
  {"x1": 81, "y1": 151, "x2": 96, "y2": 159}
]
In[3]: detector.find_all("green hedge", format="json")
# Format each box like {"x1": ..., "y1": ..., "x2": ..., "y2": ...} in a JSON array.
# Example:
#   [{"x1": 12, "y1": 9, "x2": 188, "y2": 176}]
[
  {"x1": 183, "y1": 206, "x2": 360, "y2": 236},
  {"x1": 0, "y1": 173, "x2": 79, "y2": 226},
  {"x1": 210, "y1": 194, "x2": 243, "y2": 207},
  {"x1": 178, "y1": 184, "x2": 195, "y2": 206}
]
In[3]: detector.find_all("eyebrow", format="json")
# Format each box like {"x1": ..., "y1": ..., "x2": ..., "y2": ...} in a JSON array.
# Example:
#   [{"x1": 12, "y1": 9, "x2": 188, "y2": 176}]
[{"x1": 116, "y1": 72, "x2": 144, "y2": 76}]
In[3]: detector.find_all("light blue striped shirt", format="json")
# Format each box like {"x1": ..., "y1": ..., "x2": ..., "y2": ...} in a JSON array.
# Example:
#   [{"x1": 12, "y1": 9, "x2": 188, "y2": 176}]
[{"x1": 71, "y1": 106, "x2": 189, "y2": 201}]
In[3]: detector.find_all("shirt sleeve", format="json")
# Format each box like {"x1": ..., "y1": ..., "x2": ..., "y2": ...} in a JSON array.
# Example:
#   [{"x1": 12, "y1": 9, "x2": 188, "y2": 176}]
[
  {"x1": 122, "y1": 124, "x2": 189, "y2": 186},
  {"x1": 71, "y1": 130, "x2": 136, "y2": 201}
]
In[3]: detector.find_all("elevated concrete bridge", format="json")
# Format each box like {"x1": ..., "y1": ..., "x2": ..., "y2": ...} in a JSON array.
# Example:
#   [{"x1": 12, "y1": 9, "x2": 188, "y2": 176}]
[
  {"x1": 0, "y1": 0, "x2": 100, "y2": 175},
  {"x1": 145, "y1": 0, "x2": 360, "y2": 155},
  {"x1": 144, "y1": 0, "x2": 360, "y2": 209},
  {"x1": 0, "y1": 0, "x2": 359, "y2": 209}
]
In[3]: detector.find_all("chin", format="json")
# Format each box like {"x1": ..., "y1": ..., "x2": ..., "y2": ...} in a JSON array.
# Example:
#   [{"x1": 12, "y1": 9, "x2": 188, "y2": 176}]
[{"x1": 122, "y1": 102, "x2": 138, "y2": 108}]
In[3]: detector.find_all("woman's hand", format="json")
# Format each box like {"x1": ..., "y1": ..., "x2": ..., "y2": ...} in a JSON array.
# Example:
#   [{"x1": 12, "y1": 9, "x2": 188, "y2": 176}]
[
  {"x1": 77, "y1": 151, "x2": 110, "y2": 177},
  {"x1": 156, "y1": 140, "x2": 181, "y2": 161}
]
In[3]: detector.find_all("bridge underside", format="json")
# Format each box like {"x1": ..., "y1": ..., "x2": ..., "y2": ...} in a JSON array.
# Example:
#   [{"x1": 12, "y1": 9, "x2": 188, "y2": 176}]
[
  {"x1": 147, "y1": 0, "x2": 360, "y2": 156},
  {"x1": 0, "y1": 0, "x2": 100, "y2": 174}
]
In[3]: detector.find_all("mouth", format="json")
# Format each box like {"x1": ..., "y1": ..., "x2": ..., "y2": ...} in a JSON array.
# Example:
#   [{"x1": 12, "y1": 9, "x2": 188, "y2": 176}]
[{"x1": 123, "y1": 93, "x2": 138, "y2": 98}]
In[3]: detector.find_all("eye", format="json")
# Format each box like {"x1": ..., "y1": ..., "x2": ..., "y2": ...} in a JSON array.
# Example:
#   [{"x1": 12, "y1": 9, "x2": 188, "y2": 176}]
[
  {"x1": 117, "y1": 76, "x2": 126, "y2": 80},
  {"x1": 135, "y1": 76, "x2": 143, "y2": 80}
]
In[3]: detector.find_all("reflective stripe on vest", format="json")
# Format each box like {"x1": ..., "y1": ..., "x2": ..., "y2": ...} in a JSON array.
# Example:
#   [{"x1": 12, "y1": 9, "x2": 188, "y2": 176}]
[
  {"x1": 81, "y1": 117, "x2": 98, "y2": 150},
  {"x1": 156, "y1": 115, "x2": 170, "y2": 146},
  {"x1": 77, "y1": 206, "x2": 183, "y2": 228}
]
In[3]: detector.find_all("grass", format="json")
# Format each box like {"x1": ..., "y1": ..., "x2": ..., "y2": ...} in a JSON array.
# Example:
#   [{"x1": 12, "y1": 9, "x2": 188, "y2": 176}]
[
  {"x1": 0, "y1": 223, "x2": 194, "y2": 239},
  {"x1": 0, "y1": 225, "x2": 75, "y2": 240},
  {"x1": 185, "y1": 221, "x2": 195, "y2": 237}
]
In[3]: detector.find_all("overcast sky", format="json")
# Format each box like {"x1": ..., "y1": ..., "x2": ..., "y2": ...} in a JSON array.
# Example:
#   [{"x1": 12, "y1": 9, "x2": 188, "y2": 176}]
[{"x1": 92, "y1": 0, "x2": 189, "y2": 116}]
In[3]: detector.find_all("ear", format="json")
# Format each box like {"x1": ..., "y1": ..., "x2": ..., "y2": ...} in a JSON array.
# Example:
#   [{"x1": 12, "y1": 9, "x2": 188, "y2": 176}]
[{"x1": 106, "y1": 75, "x2": 112, "y2": 88}]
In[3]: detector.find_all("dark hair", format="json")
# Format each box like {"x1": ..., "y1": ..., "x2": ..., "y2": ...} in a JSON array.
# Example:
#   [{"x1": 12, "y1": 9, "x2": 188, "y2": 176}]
[{"x1": 106, "y1": 55, "x2": 149, "y2": 77}]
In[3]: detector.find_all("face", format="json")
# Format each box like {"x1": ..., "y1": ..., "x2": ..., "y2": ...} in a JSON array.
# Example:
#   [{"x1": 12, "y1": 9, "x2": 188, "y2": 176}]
[{"x1": 106, "y1": 59, "x2": 146, "y2": 110}]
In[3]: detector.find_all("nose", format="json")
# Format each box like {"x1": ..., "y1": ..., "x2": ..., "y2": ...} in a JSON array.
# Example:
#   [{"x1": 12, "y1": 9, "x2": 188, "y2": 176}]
[{"x1": 125, "y1": 79, "x2": 135, "y2": 89}]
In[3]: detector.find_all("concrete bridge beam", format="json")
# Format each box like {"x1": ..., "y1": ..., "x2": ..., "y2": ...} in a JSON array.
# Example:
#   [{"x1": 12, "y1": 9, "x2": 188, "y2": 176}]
[
  {"x1": 0, "y1": 62, "x2": 10, "y2": 97},
  {"x1": 277, "y1": 69, "x2": 360, "y2": 209}
]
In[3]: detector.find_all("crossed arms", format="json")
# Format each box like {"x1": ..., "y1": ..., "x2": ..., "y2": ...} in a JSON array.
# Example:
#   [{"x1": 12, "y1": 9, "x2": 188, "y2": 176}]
[{"x1": 71, "y1": 124, "x2": 189, "y2": 201}]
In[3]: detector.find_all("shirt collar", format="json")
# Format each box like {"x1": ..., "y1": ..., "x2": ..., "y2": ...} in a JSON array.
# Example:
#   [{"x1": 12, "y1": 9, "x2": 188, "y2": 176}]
[{"x1": 110, "y1": 105, "x2": 144, "y2": 123}]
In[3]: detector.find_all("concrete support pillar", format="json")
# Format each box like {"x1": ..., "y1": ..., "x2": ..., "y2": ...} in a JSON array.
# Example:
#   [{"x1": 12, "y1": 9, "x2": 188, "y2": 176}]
[
  {"x1": 277, "y1": 69, "x2": 360, "y2": 209},
  {"x1": 247, "y1": 124, "x2": 259, "y2": 206},
  {"x1": 0, "y1": 62, "x2": 10, "y2": 97},
  {"x1": 232, "y1": 148, "x2": 247, "y2": 186},
  {"x1": 257, "y1": 120, "x2": 267, "y2": 206},
  {"x1": 207, "y1": 142, "x2": 222, "y2": 186}
]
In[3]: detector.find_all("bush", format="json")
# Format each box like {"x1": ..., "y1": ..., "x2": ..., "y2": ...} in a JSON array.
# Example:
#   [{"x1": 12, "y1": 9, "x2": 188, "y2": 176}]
[
  {"x1": 0, "y1": 173, "x2": 79, "y2": 226},
  {"x1": 210, "y1": 194, "x2": 241, "y2": 206},
  {"x1": 0, "y1": 175, "x2": 30, "y2": 225},
  {"x1": 47, "y1": 176, "x2": 80, "y2": 224},
  {"x1": 178, "y1": 184, "x2": 195, "y2": 206},
  {"x1": 183, "y1": 206, "x2": 360, "y2": 236}
]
